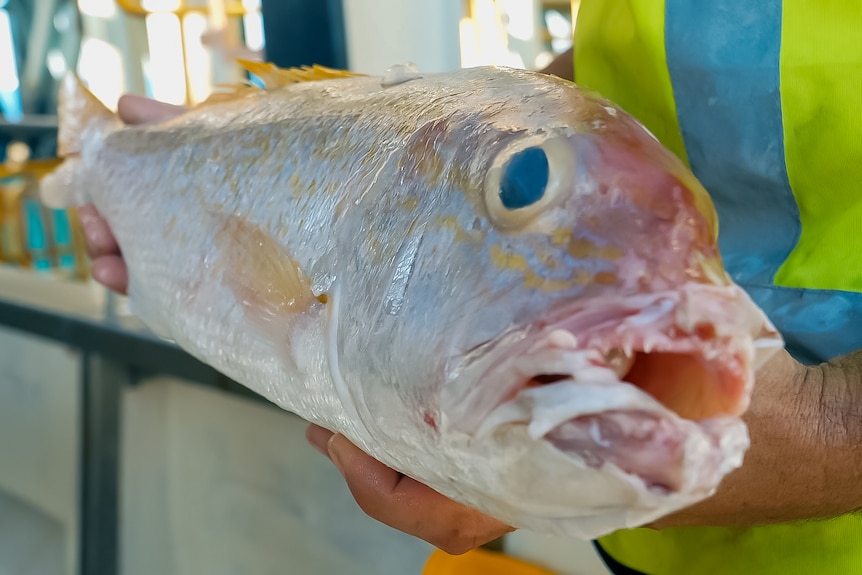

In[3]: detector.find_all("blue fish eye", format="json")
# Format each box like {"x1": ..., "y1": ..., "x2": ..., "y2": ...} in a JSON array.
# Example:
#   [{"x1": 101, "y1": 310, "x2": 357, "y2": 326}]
[{"x1": 499, "y1": 146, "x2": 550, "y2": 210}]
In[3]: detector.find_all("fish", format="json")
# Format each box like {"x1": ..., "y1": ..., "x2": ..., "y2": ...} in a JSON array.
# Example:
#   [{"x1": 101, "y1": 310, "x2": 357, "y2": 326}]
[{"x1": 39, "y1": 61, "x2": 783, "y2": 539}]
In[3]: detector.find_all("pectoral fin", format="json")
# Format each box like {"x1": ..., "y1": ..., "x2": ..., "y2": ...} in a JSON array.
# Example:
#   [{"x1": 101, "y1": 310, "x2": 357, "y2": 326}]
[{"x1": 215, "y1": 215, "x2": 325, "y2": 338}]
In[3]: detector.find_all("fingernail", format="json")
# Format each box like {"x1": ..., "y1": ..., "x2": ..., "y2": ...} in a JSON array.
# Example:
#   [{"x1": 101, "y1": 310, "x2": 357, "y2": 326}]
[{"x1": 327, "y1": 434, "x2": 347, "y2": 475}]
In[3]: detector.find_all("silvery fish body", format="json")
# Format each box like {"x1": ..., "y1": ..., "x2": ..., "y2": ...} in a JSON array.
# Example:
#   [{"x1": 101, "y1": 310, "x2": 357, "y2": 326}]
[{"x1": 41, "y1": 63, "x2": 783, "y2": 538}]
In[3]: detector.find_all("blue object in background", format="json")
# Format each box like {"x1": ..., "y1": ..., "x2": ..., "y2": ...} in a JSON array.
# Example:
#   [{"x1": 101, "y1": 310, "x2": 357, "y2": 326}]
[
  {"x1": 52, "y1": 209, "x2": 75, "y2": 271},
  {"x1": 23, "y1": 198, "x2": 51, "y2": 271},
  {"x1": 0, "y1": 91, "x2": 23, "y2": 123},
  {"x1": 0, "y1": 5, "x2": 23, "y2": 121},
  {"x1": 260, "y1": 0, "x2": 347, "y2": 69}
]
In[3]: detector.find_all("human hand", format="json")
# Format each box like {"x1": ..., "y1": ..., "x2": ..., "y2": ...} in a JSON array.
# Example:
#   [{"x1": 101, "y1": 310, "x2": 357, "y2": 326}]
[
  {"x1": 305, "y1": 423, "x2": 515, "y2": 554},
  {"x1": 306, "y1": 349, "x2": 827, "y2": 542},
  {"x1": 78, "y1": 95, "x2": 186, "y2": 294}
]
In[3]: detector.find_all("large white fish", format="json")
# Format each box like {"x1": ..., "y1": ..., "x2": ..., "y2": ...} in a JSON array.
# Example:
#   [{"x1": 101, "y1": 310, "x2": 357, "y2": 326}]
[{"x1": 40, "y1": 62, "x2": 783, "y2": 538}]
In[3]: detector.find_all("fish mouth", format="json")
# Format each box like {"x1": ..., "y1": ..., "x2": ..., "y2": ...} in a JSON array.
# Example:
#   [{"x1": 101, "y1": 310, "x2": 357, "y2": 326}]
[{"x1": 443, "y1": 282, "x2": 782, "y2": 494}]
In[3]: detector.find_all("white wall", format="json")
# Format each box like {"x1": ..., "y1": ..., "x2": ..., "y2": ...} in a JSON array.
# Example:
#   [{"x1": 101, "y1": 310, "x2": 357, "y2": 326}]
[
  {"x1": 342, "y1": 0, "x2": 464, "y2": 74},
  {"x1": 0, "y1": 326, "x2": 80, "y2": 575},
  {"x1": 120, "y1": 377, "x2": 435, "y2": 575}
]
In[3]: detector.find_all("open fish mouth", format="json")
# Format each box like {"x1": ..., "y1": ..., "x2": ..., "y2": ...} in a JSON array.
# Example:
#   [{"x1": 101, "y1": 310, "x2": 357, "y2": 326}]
[{"x1": 444, "y1": 282, "x2": 782, "y2": 494}]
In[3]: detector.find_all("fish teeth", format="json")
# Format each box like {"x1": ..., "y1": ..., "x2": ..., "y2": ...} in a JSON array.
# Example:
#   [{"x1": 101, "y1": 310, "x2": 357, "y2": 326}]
[
  {"x1": 548, "y1": 329, "x2": 578, "y2": 349},
  {"x1": 642, "y1": 338, "x2": 655, "y2": 354},
  {"x1": 675, "y1": 306, "x2": 694, "y2": 333},
  {"x1": 604, "y1": 348, "x2": 635, "y2": 378},
  {"x1": 704, "y1": 345, "x2": 720, "y2": 361}
]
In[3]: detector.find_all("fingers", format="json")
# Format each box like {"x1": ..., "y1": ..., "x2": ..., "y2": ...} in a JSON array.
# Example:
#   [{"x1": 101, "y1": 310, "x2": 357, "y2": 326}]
[
  {"x1": 78, "y1": 205, "x2": 129, "y2": 294},
  {"x1": 78, "y1": 205, "x2": 119, "y2": 259},
  {"x1": 306, "y1": 424, "x2": 514, "y2": 554},
  {"x1": 91, "y1": 255, "x2": 129, "y2": 295},
  {"x1": 75, "y1": 94, "x2": 182, "y2": 297},
  {"x1": 117, "y1": 94, "x2": 187, "y2": 125},
  {"x1": 327, "y1": 433, "x2": 514, "y2": 554}
]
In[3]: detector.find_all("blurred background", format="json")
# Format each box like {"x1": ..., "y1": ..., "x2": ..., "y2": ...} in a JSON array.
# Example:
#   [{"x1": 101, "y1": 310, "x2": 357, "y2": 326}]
[{"x1": 0, "y1": 1, "x2": 610, "y2": 575}]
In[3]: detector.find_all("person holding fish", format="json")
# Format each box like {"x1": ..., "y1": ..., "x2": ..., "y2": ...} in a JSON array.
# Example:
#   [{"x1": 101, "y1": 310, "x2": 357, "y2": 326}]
[{"x1": 73, "y1": 1, "x2": 861, "y2": 573}]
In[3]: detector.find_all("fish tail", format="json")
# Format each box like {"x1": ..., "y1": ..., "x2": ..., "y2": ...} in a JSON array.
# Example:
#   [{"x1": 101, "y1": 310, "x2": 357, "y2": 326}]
[{"x1": 40, "y1": 73, "x2": 120, "y2": 209}]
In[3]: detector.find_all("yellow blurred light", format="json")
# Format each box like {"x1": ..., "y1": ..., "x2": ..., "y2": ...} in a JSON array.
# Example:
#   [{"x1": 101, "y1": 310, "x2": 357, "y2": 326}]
[
  {"x1": 182, "y1": 12, "x2": 212, "y2": 104},
  {"x1": 499, "y1": 0, "x2": 534, "y2": 42},
  {"x1": 77, "y1": 38, "x2": 125, "y2": 109},
  {"x1": 242, "y1": 10, "x2": 264, "y2": 52},
  {"x1": 6, "y1": 142, "x2": 30, "y2": 166},
  {"x1": 140, "y1": 0, "x2": 181, "y2": 12},
  {"x1": 145, "y1": 13, "x2": 187, "y2": 104}
]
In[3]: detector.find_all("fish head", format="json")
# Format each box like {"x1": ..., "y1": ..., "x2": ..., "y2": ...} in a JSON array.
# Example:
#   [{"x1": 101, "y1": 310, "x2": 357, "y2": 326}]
[{"x1": 421, "y1": 73, "x2": 784, "y2": 530}]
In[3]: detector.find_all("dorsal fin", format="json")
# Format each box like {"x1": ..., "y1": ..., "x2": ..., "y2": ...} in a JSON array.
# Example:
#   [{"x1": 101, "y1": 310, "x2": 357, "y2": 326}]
[
  {"x1": 237, "y1": 59, "x2": 364, "y2": 88},
  {"x1": 199, "y1": 60, "x2": 364, "y2": 106},
  {"x1": 201, "y1": 81, "x2": 260, "y2": 106}
]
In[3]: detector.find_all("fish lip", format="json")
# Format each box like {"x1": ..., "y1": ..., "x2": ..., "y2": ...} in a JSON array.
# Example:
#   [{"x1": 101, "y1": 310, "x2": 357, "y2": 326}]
[
  {"x1": 448, "y1": 335, "x2": 744, "y2": 494},
  {"x1": 440, "y1": 282, "x2": 782, "y2": 490}
]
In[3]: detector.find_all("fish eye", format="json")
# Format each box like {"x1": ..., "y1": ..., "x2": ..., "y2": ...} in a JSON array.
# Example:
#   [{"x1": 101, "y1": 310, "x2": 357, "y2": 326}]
[
  {"x1": 484, "y1": 135, "x2": 574, "y2": 230},
  {"x1": 499, "y1": 147, "x2": 549, "y2": 210}
]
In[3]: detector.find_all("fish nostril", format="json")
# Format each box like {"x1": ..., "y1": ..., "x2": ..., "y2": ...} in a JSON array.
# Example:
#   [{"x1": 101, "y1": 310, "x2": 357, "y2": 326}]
[{"x1": 605, "y1": 348, "x2": 635, "y2": 377}]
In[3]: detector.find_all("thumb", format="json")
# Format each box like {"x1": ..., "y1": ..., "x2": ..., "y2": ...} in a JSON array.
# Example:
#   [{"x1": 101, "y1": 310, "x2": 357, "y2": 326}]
[
  {"x1": 326, "y1": 432, "x2": 366, "y2": 476},
  {"x1": 117, "y1": 94, "x2": 187, "y2": 125}
]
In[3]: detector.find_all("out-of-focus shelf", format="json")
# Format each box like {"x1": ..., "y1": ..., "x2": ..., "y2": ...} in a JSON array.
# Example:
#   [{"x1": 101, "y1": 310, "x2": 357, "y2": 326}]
[
  {"x1": 542, "y1": 0, "x2": 574, "y2": 10},
  {"x1": 0, "y1": 115, "x2": 60, "y2": 138},
  {"x1": 0, "y1": 266, "x2": 262, "y2": 400},
  {"x1": 0, "y1": 266, "x2": 277, "y2": 575}
]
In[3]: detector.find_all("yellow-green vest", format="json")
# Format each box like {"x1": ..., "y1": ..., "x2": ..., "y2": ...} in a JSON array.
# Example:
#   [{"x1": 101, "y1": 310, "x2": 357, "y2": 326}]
[{"x1": 573, "y1": 1, "x2": 862, "y2": 573}]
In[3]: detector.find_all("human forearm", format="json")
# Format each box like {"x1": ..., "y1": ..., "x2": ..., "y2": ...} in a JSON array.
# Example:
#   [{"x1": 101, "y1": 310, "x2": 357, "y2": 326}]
[{"x1": 652, "y1": 348, "x2": 862, "y2": 528}]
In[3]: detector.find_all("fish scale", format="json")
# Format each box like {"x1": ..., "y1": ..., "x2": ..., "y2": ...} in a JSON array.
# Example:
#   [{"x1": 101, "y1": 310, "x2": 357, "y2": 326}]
[{"x1": 39, "y1": 62, "x2": 783, "y2": 539}]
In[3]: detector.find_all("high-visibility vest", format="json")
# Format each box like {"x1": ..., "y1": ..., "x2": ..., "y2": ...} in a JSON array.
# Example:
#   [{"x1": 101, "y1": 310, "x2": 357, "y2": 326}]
[{"x1": 573, "y1": 1, "x2": 862, "y2": 573}]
